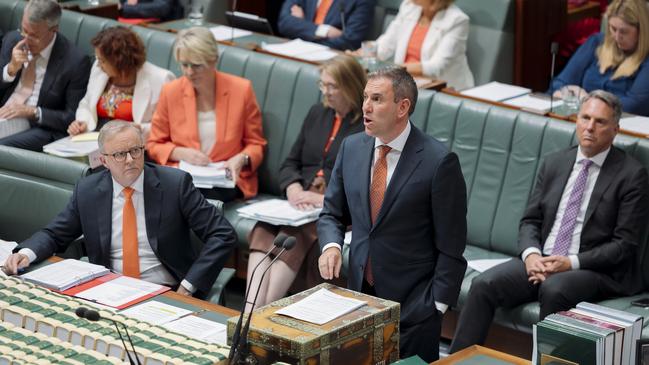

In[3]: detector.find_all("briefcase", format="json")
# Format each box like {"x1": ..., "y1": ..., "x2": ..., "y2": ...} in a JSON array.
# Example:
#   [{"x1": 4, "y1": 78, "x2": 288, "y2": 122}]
[{"x1": 227, "y1": 283, "x2": 400, "y2": 365}]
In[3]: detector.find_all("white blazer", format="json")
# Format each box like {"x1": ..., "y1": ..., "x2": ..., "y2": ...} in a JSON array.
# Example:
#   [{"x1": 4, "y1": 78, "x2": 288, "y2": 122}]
[
  {"x1": 376, "y1": 1, "x2": 474, "y2": 90},
  {"x1": 75, "y1": 61, "x2": 175, "y2": 132}
]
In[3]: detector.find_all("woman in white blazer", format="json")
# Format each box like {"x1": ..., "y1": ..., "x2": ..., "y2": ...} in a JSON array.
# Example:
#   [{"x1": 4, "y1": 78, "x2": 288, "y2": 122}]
[
  {"x1": 375, "y1": 0, "x2": 474, "y2": 90},
  {"x1": 68, "y1": 27, "x2": 174, "y2": 137}
]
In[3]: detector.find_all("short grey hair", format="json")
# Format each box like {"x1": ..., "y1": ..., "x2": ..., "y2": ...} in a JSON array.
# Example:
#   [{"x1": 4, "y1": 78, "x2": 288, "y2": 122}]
[
  {"x1": 581, "y1": 90, "x2": 623, "y2": 124},
  {"x1": 174, "y1": 27, "x2": 219, "y2": 66},
  {"x1": 25, "y1": 0, "x2": 61, "y2": 28},
  {"x1": 98, "y1": 121, "x2": 143, "y2": 152},
  {"x1": 367, "y1": 66, "x2": 418, "y2": 115}
]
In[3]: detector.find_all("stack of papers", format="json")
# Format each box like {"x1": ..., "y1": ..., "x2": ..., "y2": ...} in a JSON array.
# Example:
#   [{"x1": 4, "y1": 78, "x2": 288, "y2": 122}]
[
  {"x1": 120, "y1": 300, "x2": 192, "y2": 325},
  {"x1": 275, "y1": 288, "x2": 367, "y2": 325},
  {"x1": 461, "y1": 81, "x2": 531, "y2": 102},
  {"x1": 163, "y1": 315, "x2": 228, "y2": 345},
  {"x1": 262, "y1": 39, "x2": 338, "y2": 62},
  {"x1": 620, "y1": 116, "x2": 649, "y2": 136},
  {"x1": 73, "y1": 275, "x2": 167, "y2": 309},
  {"x1": 237, "y1": 199, "x2": 321, "y2": 226},
  {"x1": 209, "y1": 25, "x2": 252, "y2": 41},
  {"x1": 504, "y1": 93, "x2": 564, "y2": 114},
  {"x1": 20, "y1": 259, "x2": 109, "y2": 291},
  {"x1": 0, "y1": 239, "x2": 17, "y2": 266},
  {"x1": 178, "y1": 161, "x2": 235, "y2": 189},
  {"x1": 43, "y1": 135, "x2": 98, "y2": 157}
]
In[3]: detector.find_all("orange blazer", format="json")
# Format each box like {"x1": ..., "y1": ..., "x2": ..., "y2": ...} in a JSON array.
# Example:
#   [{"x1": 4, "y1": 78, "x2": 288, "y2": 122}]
[{"x1": 147, "y1": 71, "x2": 267, "y2": 199}]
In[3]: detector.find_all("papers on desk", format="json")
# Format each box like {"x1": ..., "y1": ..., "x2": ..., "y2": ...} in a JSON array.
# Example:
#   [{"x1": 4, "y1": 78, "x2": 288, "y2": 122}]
[
  {"x1": 461, "y1": 81, "x2": 531, "y2": 102},
  {"x1": 262, "y1": 39, "x2": 338, "y2": 62},
  {"x1": 178, "y1": 160, "x2": 235, "y2": 189},
  {"x1": 467, "y1": 258, "x2": 511, "y2": 273},
  {"x1": 209, "y1": 25, "x2": 252, "y2": 41},
  {"x1": 74, "y1": 275, "x2": 168, "y2": 309},
  {"x1": 163, "y1": 315, "x2": 228, "y2": 345},
  {"x1": 121, "y1": 300, "x2": 192, "y2": 325},
  {"x1": 504, "y1": 93, "x2": 563, "y2": 114},
  {"x1": 20, "y1": 259, "x2": 110, "y2": 291},
  {"x1": 70, "y1": 131, "x2": 99, "y2": 142},
  {"x1": 0, "y1": 239, "x2": 17, "y2": 267},
  {"x1": 237, "y1": 199, "x2": 321, "y2": 226},
  {"x1": 43, "y1": 135, "x2": 101, "y2": 168},
  {"x1": 275, "y1": 288, "x2": 367, "y2": 325},
  {"x1": 620, "y1": 116, "x2": 649, "y2": 136}
]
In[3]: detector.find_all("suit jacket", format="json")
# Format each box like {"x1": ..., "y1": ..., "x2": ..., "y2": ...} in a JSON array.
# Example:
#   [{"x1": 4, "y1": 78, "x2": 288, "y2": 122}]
[
  {"x1": 277, "y1": 0, "x2": 375, "y2": 50},
  {"x1": 318, "y1": 125, "x2": 468, "y2": 326},
  {"x1": 120, "y1": 0, "x2": 182, "y2": 20},
  {"x1": 147, "y1": 71, "x2": 267, "y2": 199},
  {"x1": 17, "y1": 163, "x2": 237, "y2": 294},
  {"x1": 376, "y1": 1, "x2": 474, "y2": 90},
  {"x1": 519, "y1": 146, "x2": 649, "y2": 295},
  {"x1": 75, "y1": 61, "x2": 175, "y2": 132},
  {"x1": 0, "y1": 31, "x2": 91, "y2": 133},
  {"x1": 279, "y1": 103, "x2": 364, "y2": 193}
]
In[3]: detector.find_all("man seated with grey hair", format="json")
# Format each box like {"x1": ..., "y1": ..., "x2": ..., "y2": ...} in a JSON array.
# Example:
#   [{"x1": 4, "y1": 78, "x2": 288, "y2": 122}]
[
  {"x1": 0, "y1": 0, "x2": 90, "y2": 151},
  {"x1": 450, "y1": 90, "x2": 649, "y2": 352},
  {"x1": 4, "y1": 121, "x2": 237, "y2": 298}
]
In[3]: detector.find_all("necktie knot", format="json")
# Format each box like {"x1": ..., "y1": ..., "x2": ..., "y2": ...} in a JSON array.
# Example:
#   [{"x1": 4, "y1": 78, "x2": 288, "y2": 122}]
[
  {"x1": 378, "y1": 145, "x2": 392, "y2": 159},
  {"x1": 123, "y1": 187, "x2": 134, "y2": 200},
  {"x1": 581, "y1": 159, "x2": 593, "y2": 169}
]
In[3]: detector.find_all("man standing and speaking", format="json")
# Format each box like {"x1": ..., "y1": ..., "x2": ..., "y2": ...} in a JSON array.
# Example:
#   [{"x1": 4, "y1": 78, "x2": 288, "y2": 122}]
[{"x1": 317, "y1": 67, "x2": 467, "y2": 362}]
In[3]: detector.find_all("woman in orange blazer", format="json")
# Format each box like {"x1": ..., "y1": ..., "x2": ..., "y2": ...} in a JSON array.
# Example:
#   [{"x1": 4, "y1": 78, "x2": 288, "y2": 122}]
[{"x1": 147, "y1": 27, "x2": 266, "y2": 202}]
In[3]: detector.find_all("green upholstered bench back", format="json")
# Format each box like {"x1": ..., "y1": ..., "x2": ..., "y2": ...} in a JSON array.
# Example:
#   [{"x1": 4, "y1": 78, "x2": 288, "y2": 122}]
[{"x1": 0, "y1": 146, "x2": 89, "y2": 241}]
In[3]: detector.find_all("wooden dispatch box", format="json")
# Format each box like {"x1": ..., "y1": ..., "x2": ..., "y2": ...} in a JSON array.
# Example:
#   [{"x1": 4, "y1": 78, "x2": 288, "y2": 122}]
[{"x1": 227, "y1": 283, "x2": 400, "y2": 365}]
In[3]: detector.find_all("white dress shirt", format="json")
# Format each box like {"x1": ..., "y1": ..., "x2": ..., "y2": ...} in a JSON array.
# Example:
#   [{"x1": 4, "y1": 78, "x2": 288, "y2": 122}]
[
  {"x1": 2, "y1": 34, "x2": 56, "y2": 123},
  {"x1": 521, "y1": 147, "x2": 610, "y2": 270},
  {"x1": 197, "y1": 110, "x2": 217, "y2": 155}
]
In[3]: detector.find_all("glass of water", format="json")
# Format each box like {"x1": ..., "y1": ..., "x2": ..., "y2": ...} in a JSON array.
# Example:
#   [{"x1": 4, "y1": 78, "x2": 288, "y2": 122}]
[
  {"x1": 361, "y1": 41, "x2": 377, "y2": 71},
  {"x1": 88, "y1": 0, "x2": 100, "y2": 6},
  {"x1": 188, "y1": 0, "x2": 204, "y2": 25},
  {"x1": 560, "y1": 86, "x2": 582, "y2": 114}
]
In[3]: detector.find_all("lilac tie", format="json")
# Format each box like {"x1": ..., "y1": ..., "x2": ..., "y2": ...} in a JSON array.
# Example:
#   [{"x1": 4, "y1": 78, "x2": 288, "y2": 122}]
[{"x1": 552, "y1": 159, "x2": 593, "y2": 256}]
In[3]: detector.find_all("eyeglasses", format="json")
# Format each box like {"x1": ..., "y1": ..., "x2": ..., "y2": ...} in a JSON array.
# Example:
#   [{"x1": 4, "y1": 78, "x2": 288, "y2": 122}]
[
  {"x1": 18, "y1": 26, "x2": 54, "y2": 42},
  {"x1": 179, "y1": 62, "x2": 207, "y2": 70},
  {"x1": 318, "y1": 81, "x2": 339, "y2": 92},
  {"x1": 102, "y1": 146, "x2": 144, "y2": 162}
]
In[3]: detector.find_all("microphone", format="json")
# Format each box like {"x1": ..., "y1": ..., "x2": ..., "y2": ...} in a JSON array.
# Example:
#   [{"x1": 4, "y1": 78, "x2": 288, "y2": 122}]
[
  {"x1": 339, "y1": 3, "x2": 346, "y2": 32},
  {"x1": 227, "y1": 233, "x2": 289, "y2": 362},
  {"x1": 549, "y1": 41, "x2": 559, "y2": 114},
  {"x1": 230, "y1": 0, "x2": 239, "y2": 43},
  {"x1": 231, "y1": 236, "x2": 296, "y2": 365},
  {"x1": 76, "y1": 307, "x2": 141, "y2": 365}
]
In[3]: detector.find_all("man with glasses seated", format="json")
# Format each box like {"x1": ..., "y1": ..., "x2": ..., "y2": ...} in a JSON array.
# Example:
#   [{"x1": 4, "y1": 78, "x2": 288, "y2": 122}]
[
  {"x1": 0, "y1": 0, "x2": 90, "y2": 151},
  {"x1": 3, "y1": 121, "x2": 237, "y2": 299}
]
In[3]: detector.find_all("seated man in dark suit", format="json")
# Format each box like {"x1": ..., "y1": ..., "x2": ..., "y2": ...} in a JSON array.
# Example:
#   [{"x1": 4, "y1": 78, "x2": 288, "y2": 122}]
[
  {"x1": 0, "y1": 0, "x2": 90, "y2": 151},
  {"x1": 4, "y1": 121, "x2": 237, "y2": 298},
  {"x1": 277, "y1": 0, "x2": 375, "y2": 50},
  {"x1": 118, "y1": 0, "x2": 183, "y2": 21},
  {"x1": 450, "y1": 90, "x2": 649, "y2": 352}
]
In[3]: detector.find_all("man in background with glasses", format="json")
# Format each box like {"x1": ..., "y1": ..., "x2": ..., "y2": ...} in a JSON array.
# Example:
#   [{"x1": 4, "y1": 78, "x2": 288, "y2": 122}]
[
  {"x1": 4, "y1": 121, "x2": 237, "y2": 298},
  {"x1": 0, "y1": 0, "x2": 90, "y2": 151}
]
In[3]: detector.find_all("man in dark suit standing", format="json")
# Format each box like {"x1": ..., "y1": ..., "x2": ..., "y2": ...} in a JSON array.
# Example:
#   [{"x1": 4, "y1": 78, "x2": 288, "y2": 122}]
[
  {"x1": 0, "y1": 0, "x2": 90, "y2": 151},
  {"x1": 278, "y1": 0, "x2": 375, "y2": 50},
  {"x1": 450, "y1": 90, "x2": 649, "y2": 352},
  {"x1": 317, "y1": 67, "x2": 467, "y2": 362},
  {"x1": 4, "y1": 121, "x2": 237, "y2": 298}
]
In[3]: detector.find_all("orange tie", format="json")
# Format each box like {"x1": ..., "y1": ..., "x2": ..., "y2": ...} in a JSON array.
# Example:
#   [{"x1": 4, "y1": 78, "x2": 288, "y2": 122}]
[
  {"x1": 316, "y1": 115, "x2": 342, "y2": 177},
  {"x1": 365, "y1": 145, "x2": 392, "y2": 286},
  {"x1": 6, "y1": 55, "x2": 38, "y2": 106},
  {"x1": 122, "y1": 187, "x2": 140, "y2": 278},
  {"x1": 314, "y1": 0, "x2": 333, "y2": 25}
]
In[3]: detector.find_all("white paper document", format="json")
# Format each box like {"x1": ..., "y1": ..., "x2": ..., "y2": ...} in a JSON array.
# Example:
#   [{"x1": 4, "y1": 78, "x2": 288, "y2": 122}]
[
  {"x1": 178, "y1": 160, "x2": 235, "y2": 189},
  {"x1": 120, "y1": 300, "x2": 192, "y2": 325},
  {"x1": 620, "y1": 116, "x2": 649, "y2": 136},
  {"x1": 20, "y1": 259, "x2": 109, "y2": 291},
  {"x1": 75, "y1": 276, "x2": 165, "y2": 308},
  {"x1": 43, "y1": 136, "x2": 98, "y2": 157},
  {"x1": 210, "y1": 25, "x2": 252, "y2": 41},
  {"x1": 275, "y1": 288, "x2": 367, "y2": 325},
  {"x1": 262, "y1": 39, "x2": 337, "y2": 61},
  {"x1": 467, "y1": 258, "x2": 512, "y2": 273},
  {"x1": 163, "y1": 315, "x2": 227, "y2": 345},
  {"x1": 237, "y1": 199, "x2": 321, "y2": 226},
  {"x1": 504, "y1": 94, "x2": 563, "y2": 112},
  {"x1": 461, "y1": 81, "x2": 531, "y2": 102},
  {"x1": 0, "y1": 239, "x2": 17, "y2": 266}
]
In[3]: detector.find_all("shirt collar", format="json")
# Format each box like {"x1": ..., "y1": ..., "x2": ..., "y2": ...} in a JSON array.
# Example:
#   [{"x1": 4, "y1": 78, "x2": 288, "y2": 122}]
[
  {"x1": 38, "y1": 33, "x2": 56, "y2": 61},
  {"x1": 577, "y1": 146, "x2": 610, "y2": 168},
  {"x1": 373, "y1": 121, "x2": 412, "y2": 152},
  {"x1": 112, "y1": 171, "x2": 144, "y2": 197}
]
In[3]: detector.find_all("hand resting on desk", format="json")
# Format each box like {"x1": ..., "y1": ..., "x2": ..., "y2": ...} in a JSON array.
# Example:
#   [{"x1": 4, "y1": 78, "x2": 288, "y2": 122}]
[{"x1": 2, "y1": 253, "x2": 29, "y2": 275}]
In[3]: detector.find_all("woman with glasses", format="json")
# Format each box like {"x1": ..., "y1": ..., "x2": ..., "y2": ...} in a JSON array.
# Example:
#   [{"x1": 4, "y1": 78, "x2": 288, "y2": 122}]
[
  {"x1": 550, "y1": 0, "x2": 649, "y2": 116},
  {"x1": 147, "y1": 27, "x2": 266, "y2": 202},
  {"x1": 67, "y1": 26, "x2": 174, "y2": 138},
  {"x1": 245, "y1": 55, "x2": 366, "y2": 309}
]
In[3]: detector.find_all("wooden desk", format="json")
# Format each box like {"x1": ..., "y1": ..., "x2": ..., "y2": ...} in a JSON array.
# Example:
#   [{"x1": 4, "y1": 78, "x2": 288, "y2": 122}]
[
  {"x1": 433, "y1": 345, "x2": 531, "y2": 365},
  {"x1": 567, "y1": 1, "x2": 601, "y2": 23},
  {"x1": 60, "y1": 0, "x2": 119, "y2": 20}
]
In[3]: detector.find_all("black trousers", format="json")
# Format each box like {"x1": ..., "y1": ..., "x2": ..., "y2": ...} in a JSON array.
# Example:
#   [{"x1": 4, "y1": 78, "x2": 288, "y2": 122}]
[
  {"x1": 450, "y1": 258, "x2": 615, "y2": 353},
  {"x1": 0, "y1": 126, "x2": 65, "y2": 152}
]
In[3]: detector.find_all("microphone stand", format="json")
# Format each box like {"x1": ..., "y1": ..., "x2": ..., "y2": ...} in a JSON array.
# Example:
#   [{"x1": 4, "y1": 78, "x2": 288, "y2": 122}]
[
  {"x1": 77, "y1": 307, "x2": 141, "y2": 365},
  {"x1": 228, "y1": 233, "x2": 288, "y2": 362},
  {"x1": 549, "y1": 42, "x2": 559, "y2": 114}
]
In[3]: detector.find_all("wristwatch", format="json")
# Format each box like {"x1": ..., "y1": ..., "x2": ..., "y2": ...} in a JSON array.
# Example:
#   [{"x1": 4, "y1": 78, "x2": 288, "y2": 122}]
[
  {"x1": 243, "y1": 154, "x2": 250, "y2": 167},
  {"x1": 33, "y1": 107, "x2": 40, "y2": 121}
]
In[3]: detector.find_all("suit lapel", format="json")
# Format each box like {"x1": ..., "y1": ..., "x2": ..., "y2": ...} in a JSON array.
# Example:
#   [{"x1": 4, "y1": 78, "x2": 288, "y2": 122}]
[
  {"x1": 38, "y1": 35, "x2": 64, "y2": 102},
  {"x1": 359, "y1": 135, "x2": 374, "y2": 228},
  {"x1": 584, "y1": 148, "x2": 623, "y2": 224},
  {"x1": 182, "y1": 79, "x2": 201, "y2": 149},
  {"x1": 143, "y1": 165, "x2": 162, "y2": 254},
  {"x1": 372, "y1": 127, "x2": 423, "y2": 230},
  {"x1": 96, "y1": 172, "x2": 113, "y2": 267},
  {"x1": 132, "y1": 66, "x2": 150, "y2": 124},
  {"x1": 214, "y1": 71, "x2": 229, "y2": 154}
]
